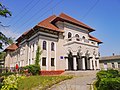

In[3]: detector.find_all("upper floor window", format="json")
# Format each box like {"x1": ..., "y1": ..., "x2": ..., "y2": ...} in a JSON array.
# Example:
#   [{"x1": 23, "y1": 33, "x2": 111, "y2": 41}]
[
  {"x1": 82, "y1": 36, "x2": 85, "y2": 39},
  {"x1": 43, "y1": 41, "x2": 46, "y2": 50},
  {"x1": 68, "y1": 32, "x2": 72, "y2": 38},
  {"x1": 75, "y1": 34, "x2": 80, "y2": 41},
  {"x1": 51, "y1": 42, "x2": 54, "y2": 51}
]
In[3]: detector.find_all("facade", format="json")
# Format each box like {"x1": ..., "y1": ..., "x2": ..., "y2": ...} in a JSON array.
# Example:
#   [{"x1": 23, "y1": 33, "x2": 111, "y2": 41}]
[
  {"x1": 4, "y1": 13, "x2": 102, "y2": 72},
  {"x1": 100, "y1": 55, "x2": 120, "y2": 70}
]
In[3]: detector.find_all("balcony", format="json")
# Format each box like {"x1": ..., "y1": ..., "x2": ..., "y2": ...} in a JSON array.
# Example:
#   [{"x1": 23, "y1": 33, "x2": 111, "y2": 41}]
[{"x1": 66, "y1": 37, "x2": 97, "y2": 46}]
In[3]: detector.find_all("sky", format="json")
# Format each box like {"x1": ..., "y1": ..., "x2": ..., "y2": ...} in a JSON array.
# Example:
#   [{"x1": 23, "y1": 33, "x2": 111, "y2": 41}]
[{"x1": 0, "y1": 0, "x2": 120, "y2": 56}]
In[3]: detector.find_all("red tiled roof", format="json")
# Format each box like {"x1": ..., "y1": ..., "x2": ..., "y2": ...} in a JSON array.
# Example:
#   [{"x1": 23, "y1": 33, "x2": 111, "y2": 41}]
[
  {"x1": 37, "y1": 15, "x2": 58, "y2": 30},
  {"x1": 4, "y1": 43, "x2": 18, "y2": 51},
  {"x1": 16, "y1": 13, "x2": 99, "y2": 43},
  {"x1": 35, "y1": 15, "x2": 64, "y2": 32},
  {"x1": 51, "y1": 13, "x2": 94, "y2": 32},
  {"x1": 59, "y1": 13, "x2": 95, "y2": 31},
  {"x1": 89, "y1": 35, "x2": 102, "y2": 44}
]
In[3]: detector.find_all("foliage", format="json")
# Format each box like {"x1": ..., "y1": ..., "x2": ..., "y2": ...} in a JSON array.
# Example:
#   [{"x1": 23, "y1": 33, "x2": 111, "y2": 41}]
[
  {"x1": 23, "y1": 46, "x2": 42, "y2": 75},
  {"x1": 24, "y1": 65, "x2": 40, "y2": 75},
  {"x1": 35, "y1": 46, "x2": 42, "y2": 65},
  {"x1": 0, "y1": 3, "x2": 13, "y2": 49},
  {"x1": 95, "y1": 69, "x2": 120, "y2": 90},
  {"x1": 0, "y1": 72, "x2": 14, "y2": 77},
  {"x1": 0, "y1": 32, "x2": 13, "y2": 49},
  {"x1": 1, "y1": 74, "x2": 25, "y2": 90},
  {"x1": 0, "y1": 3, "x2": 11, "y2": 17},
  {"x1": 0, "y1": 52, "x2": 6, "y2": 60},
  {"x1": 98, "y1": 78, "x2": 120, "y2": 90},
  {"x1": 18, "y1": 75, "x2": 73, "y2": 90}
]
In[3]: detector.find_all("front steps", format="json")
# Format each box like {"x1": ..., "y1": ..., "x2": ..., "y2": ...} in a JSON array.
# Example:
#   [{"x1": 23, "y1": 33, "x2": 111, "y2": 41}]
[{"x1": 62, "y1": 70, "x2": 99, "y2": 77}]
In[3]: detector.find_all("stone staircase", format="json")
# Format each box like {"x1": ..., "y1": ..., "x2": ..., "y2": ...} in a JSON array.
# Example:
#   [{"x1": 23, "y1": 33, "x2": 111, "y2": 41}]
[{"x1": 62, "y1": 70, "x2": 99, "y2": 77}]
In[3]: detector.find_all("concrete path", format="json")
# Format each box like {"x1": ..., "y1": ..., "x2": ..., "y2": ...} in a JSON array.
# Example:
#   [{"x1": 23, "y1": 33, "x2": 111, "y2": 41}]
[{"x1": 47, "y1": 75, "x2": 96, "y2": 90}]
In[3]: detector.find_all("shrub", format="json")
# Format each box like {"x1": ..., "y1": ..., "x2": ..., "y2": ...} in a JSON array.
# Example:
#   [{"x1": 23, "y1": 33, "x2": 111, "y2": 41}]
[
  {"x1": 98, "y1": 78, "x2": 120, "y2": 90},
  {"x1": 1, "y1": 74, "x2": 25, "y2": 90},
  {"x1": 0, "y1": 72, "x2": 14, "y2": 77},
  {"x1": 24, "y1": 65, "x2": 40, "y2": 75},
  {"x1": 96, "y1": 69, "x2": 120, "y2": 89}
]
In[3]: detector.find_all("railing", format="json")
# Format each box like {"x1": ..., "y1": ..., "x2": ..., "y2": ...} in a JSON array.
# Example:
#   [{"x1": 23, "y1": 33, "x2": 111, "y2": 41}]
[{"x1": 66, "y1": 37, "x2": 97, "y2": 46}]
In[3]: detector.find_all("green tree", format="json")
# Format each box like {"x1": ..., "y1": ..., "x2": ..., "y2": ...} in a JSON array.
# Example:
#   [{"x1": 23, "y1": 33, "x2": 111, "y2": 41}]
[
  {"x1": 0, "y1": 3, "x2": 13, "y2": 49},
  {"x1": 0, "y1": 3, "x2": 11, "y2": 17},
  {"x1": 35, "y1": 46, "x2": 42, "y2": 65}
]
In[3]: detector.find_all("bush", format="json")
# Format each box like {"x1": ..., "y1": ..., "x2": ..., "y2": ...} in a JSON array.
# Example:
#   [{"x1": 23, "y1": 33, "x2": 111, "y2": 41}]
[
  {"x1": 1, "y1": 74, "x2": 25, "y2": 90},
  {"x1": 24, "y1": 65, "x2": 40, "y2": 75},
  {"x1": 98, "y1": 78, "x2": 120, "y2": 90},
  {"x1": 96, "y1": 69, "x2": 120, "y2": 89},
  {"x1": 0, "y1": 72, "x2": 14, "y2": 77}
]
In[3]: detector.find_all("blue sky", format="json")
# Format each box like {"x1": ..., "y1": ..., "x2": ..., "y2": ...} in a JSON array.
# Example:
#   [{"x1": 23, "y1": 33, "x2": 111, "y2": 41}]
[{"x1": 0, "y1": 0, "x2": 120, "y2": 56}]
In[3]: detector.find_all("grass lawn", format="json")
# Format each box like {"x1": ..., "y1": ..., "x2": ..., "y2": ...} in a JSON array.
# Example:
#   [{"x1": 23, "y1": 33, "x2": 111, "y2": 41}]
[{"x1": 18, "y1": 75, "x2": 73, "y2": 90}]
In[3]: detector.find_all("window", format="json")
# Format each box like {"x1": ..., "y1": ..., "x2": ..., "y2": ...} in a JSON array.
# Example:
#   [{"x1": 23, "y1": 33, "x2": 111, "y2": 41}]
[
  {"x1": 118, "y1": 62, "x2": 120, "y2": 68},
  {"x1": 51, "y1": 58, "x2": 54, "y2": 66},
  {"x1": 112, "y1": 63, "x2": 115, "y2": 68},
  {"x1": 68, "y1": 32, "x2": 72, "y2": 41},
  {"x1": 68, "y1": 32, "x2": 72, "y2": 38},
  {"x1": 75, "y1": 34, "x2": 80, "y2": 41},
  {"x1": 51, "y1": 42, "x2": 54, "y2": 51},
  {"x1": 33, "y1": 44, "x2": 34, "y2": 52},
  {"x1": 42, "y1": 57, "x2": 46, "y2": 66},
  {"x1": 43, "y1": 41, "x2": 46, "y2": 50},
  {"x1": 82, "y1": 36, "x2": 85, "y2": 39}
]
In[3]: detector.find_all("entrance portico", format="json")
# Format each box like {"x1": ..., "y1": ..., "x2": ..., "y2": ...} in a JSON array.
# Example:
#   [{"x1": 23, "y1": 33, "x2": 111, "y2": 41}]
[{"x1": 65, "y1": 50, "x2": 99, "y2": 71}]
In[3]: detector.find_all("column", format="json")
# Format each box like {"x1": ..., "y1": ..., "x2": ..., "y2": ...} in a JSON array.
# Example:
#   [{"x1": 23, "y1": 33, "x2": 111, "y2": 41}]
[
  {"x1": 82, "y1": 58, "x2": 85, "y2": 70},
  {"x1": 93, "y1": 57, "x2": 96, "y2": 70},
  {"x1": 73, "y1": 57, "x2": 77, "y2": 70},
  {"x1": 96, "y1": 59, "x2": 100, "y2": 70},
  {"x1": 90, "y1": 59, "x2": 93, "y2": 70},
  {"x1": 65, "y1": 58, "x2": 68, "y2": 70},
  {"x1": 30, "y1": 45, "x2": 32, "y2": 64}
]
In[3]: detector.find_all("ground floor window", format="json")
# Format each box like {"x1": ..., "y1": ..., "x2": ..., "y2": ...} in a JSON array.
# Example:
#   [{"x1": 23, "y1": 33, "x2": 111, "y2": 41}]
[
  {"x1": 51, "y1": 58, "x2": 54, "y2": 66},
  {"x1": 42, "y1": 57, "x2": 46, "y2": 66},
  {"x1": 112, "y1": 63, "x2": 115, "y2": 68}
]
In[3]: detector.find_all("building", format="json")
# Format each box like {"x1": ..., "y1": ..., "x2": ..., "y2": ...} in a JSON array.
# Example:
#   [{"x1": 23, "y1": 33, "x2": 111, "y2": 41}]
[
  {"x1": 4, "y1": 13, "x2": 102, "y2": 74},
  {"x1": 100, "y1": 55, "x2": 120, "y2": 70}
]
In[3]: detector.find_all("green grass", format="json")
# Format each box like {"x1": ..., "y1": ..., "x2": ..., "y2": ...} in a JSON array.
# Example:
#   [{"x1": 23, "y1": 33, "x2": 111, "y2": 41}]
[
  {"x1": 93, "y1": 81, "x2": 97, "y2": 90},
  {"x1": 18, "y1": 75, "x2": 73, "y2": 90}
]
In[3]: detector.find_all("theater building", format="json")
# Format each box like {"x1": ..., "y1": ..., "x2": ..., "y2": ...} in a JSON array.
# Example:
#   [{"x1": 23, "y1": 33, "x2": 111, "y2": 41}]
[{"x1": 4, "y1": 13, "x2": 102, "y2": 73}]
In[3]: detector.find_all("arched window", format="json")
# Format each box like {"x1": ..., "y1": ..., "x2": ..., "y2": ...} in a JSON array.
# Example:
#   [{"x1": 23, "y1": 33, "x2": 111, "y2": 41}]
[
  {"x1": 51, "y1": 42, "x2": 54, "y2": 51},
  {"x1": 82, "y1": 36, "x2": 85, "y2": 39},
  {"x1": 43, "y1": 41, "x2": 46, "y2": 50},
  {"x1": 75, "y1": 34, "x2": 80, "y2": 41},
  {"x1": 68, "y1": 32, "x2": 72, "y2": 38}
]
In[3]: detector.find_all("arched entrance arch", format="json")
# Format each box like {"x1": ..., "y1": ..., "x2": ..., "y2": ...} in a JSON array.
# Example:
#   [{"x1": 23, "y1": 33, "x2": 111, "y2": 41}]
[{"x1": 68, "y1": 50, "x2": 74, "y2": 70}]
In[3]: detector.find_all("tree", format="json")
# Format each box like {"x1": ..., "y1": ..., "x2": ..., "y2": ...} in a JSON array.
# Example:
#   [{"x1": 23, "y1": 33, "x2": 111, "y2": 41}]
[
  {"x1": 0, "y1": 3, "x2": 11, "y2": 17},
  {"x1": 35, "y1": 46, "x2": 42, "y2": 65},
  {"x1": 0, "y1": 3, "x2": 12, "y2": 49}
]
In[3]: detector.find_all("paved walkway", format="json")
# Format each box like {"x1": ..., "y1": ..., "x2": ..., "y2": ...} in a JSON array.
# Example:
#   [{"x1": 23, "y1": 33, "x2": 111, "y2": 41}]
[{"x1": 47, "y1": 75, "x2": 96, "y2": 90}]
